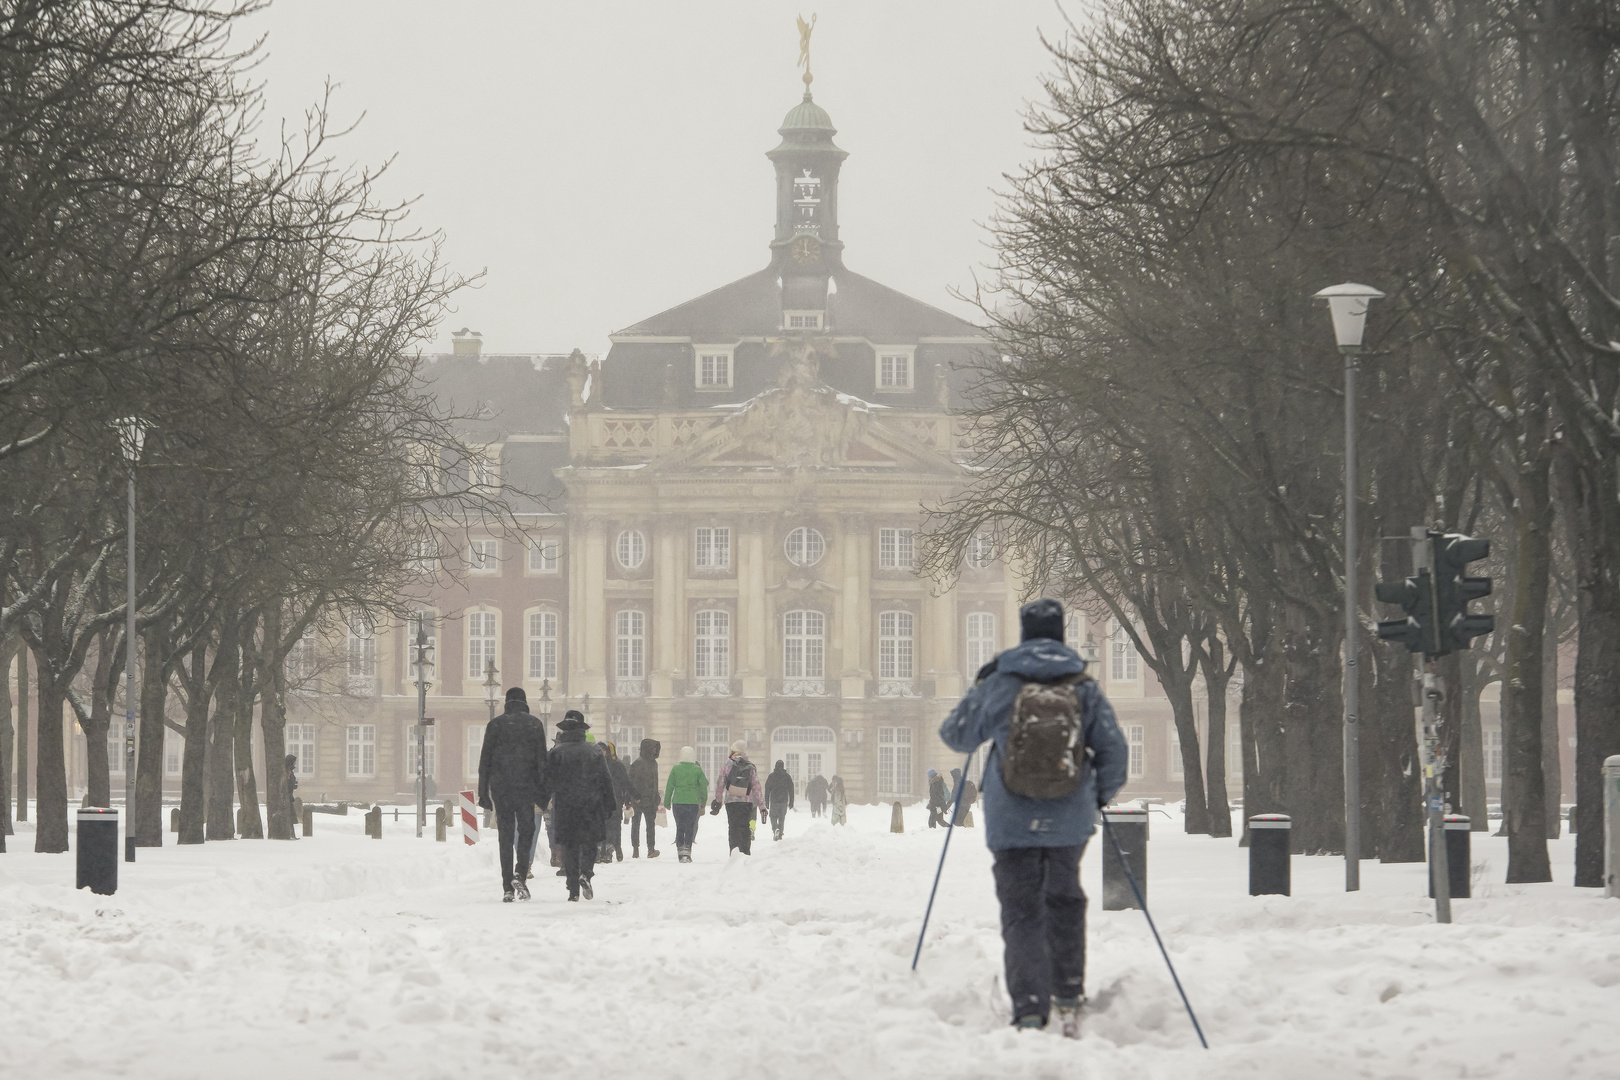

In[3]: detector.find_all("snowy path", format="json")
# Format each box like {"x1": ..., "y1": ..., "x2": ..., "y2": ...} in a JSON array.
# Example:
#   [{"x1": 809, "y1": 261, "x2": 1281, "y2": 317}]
[{"x1": 2, "y1": 804, "x2": 1616, "y2": 1079}]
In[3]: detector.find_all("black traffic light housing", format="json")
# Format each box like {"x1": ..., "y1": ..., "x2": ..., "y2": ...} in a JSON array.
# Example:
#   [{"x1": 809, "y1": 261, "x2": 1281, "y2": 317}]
[
  {"x1": 1373, "y1": 531, "x2": 1493, "y2": 658},
  {"x1": 1433, "y1": 534, "x2": 1494, "y2": 653}
]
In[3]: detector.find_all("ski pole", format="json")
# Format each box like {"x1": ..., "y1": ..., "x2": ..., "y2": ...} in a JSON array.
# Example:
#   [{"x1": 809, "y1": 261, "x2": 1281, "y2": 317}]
[
  {"x1": 1101, "y1": 814, "x2": 1209, "y2": 1049},
  {"x1": 911, "y1": 753, "x2": 974, "y2": 971}
]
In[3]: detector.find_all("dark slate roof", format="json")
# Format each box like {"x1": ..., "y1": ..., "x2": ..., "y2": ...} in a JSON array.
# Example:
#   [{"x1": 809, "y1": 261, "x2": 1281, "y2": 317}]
[{"x1": 613, "y1": 266, "x2": 983, "y2": 342}]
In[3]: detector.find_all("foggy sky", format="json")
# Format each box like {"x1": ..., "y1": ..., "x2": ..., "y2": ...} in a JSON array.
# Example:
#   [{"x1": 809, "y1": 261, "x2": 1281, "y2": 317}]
[{"x1": 247, "y1": 2, "x2": 1069, "y2": 357}]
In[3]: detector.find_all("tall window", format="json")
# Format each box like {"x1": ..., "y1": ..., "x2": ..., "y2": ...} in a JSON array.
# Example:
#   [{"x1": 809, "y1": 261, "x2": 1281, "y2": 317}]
[
  {"x1": 345, "y1": 724, "x2": 376, "y2": 778},
  {"x1": 288, "y1": 723, "x2": 316, "y2": 778},
  {"x1": 616, "y1": 530, "x2": 646, "y2": 569},
  {"x1": 783, "y1": 610, "x2": 826, "y2": 679},
  {"x1": 469, "y1": 452, "x2": 498, "y2": 489},
  {"x1": 879, "y1": 528, "x2": 915, "y2": 569},
  {"x1": 879, "y1": 610, "x2": 915, "y2": 680},
  {"x1": 693, "y1": 610, "x2": 731, "y2": 678},
  {"x1": 406, "y1": 722, "x2": 437, "y2": 779},
  {"x1": 697, "y1": 351, "x2": 732, "y2": 387},
  {"x1": 1227, "y1": 723, "x2": 1243, "y2": 782},
  {"x1": 108, "y1": 720, "x2": 129, "y2": 775},
  {"x1": 965, "y1": 612, "x2": 997, "y2": 674},
  {"x1": 1169, "y1": 725, "x2": 1183, "y2": 778},
  {"x1": 164, "y1": 730, "x2": 183, "y2": 777},
  {"x1": 467, "y1": 611, "x2": 497, "y2": 682},
  {"x1": 407, "y1": 611, "x2": 437, "y2": 683},
  {"x1": 407, "y1": 537, "x2": 438, "y2": 572},
  {"x1": 784, "y1": 526, "x2": 826, "y2": 567},
  {"x1": 527, "y1": 611, "x2": 558, "y2": 680},
  {"x1": 878, "y1": 352, "x2": 913, "y2": 389},
  {"x1": 347, "y1": 615, "x2": 376, "y2": 678},
  {"x1": 1126, "y1": 725, "x2": 1146, "y2": 779},
  {"x1": 965, "y1": 533, "x2": 996, "y2": 568},
  {"x1": 468, "y1": 539, "x2": 499, "y2": 574},
  {"x1": 1111, "y1": 622, "x2": 1141, "y2": 682},
  {"x1": 465, "y1": 724, "x2": 485, "y2": 782},
  {"x1": 1484, "y1": 727, "x2": 1502, "y2": 781},
  {"x1": 615, "y1": 610, "x2": 646, "y2": 678},
  {"x1": 528, "y1": 537, "x2": 559, "y2": 573},
  {"x1": 695, "y1": 527, "x2": 731, "y2": 569},
  {"x1": 696, "y1": 726, "x2": 730, "y2": 788},
  {"x1": 287, "y1": 626, "x2": 317, "y2": 685},
  {"x1": 878, "y1": 726, "x2": 913, "y2": 795}
]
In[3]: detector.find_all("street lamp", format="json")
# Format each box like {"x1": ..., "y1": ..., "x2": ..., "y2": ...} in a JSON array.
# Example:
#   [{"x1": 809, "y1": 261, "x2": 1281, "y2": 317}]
[
  {"x1": 412, "y1": 613, "x2": 434, "y2": 838},
  {"x1": 537, "y1": 679, "x2": 553, "y2": 724},
  {"x1": 115, "y1": 418, "x2": 145, "y2": 863},
  {"x1": 484, "y1": 658, "x2": 501, "y2": 721},
  {"x1": 1313, "y1": 282, "x2": 1384, "y2": 893}
]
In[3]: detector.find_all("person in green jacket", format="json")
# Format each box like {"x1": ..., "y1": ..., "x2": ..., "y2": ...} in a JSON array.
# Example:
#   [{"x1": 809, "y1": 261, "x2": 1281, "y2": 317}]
[{"x1": 664, "y1": 746, "x2": 710, "y2": 863}]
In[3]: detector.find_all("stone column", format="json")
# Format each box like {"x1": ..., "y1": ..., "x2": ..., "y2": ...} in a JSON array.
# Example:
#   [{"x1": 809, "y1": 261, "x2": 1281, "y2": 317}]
[
  {"x1": 840, "y1": 514, "x2": 869, "y2": 699},
  {"x1": 740, "y1": 517, "x2": 768, "y2": 698},
  {"x1": 581, "y1": 517, "x2": 609, "y2": 698},
  {"x1": 928, "y1": 586, "x2": 961, "y2": 702},
  {"x1": 651, "y1": 526, "x2": 678, "y2": 698}
]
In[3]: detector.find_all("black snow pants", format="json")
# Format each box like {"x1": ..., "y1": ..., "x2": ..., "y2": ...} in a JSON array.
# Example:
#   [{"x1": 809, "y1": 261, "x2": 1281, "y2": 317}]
[
  {"x1": 563, "y1": 841, "x2": 596, "y2": 897},
  {"x1": 631, "y1": 806, "x2": 656, "y2": 851},
  {"x1": 991, "y1": 842, "x2": 1089, "y2": 1022},
  {"x1": 725, "y1": 801, "x2": 754, "y2": 854},
  {"x1": 494, "y1": 799, "x2": 538, "y2": 890},
  {"x1": 672, "y1": 803, "x2": 701, "y2": 848},
  {"x1": 768, "y1": 802, "x2": 789, "y2": 839}
]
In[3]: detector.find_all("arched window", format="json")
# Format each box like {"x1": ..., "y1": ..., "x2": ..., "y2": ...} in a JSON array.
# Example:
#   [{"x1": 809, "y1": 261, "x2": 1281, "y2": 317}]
[
  {"x1": 879, "y1": 610, "x2": 915, "y2": 680},
  {"x1": 1111, "y1": 620, "x2": 1140, "y2": 682},
  {"x1": 527, "y1": 610, "x2": 558, "y2": 680},
  {"x1": 965, "y1": 533, "x2": 996, "y2": 569},
  {"x1": 783, "y1": 610, "x2": 825, "y2": 679},
  {"x1": 467, "y1": 610, "x2": 498, "y2": 681},
  {"x1": 784, "y1": 526, "x2": 826, "y2": 567},
  {"x1": 616, "y1": 529, "x2": 646, "y2": 569},
  {"x1": 615, "y1": 609, "x2": 645, "y2": 678},
  {"x1": 694, "y1": 610, "x2": 731, "y2": 679},
  {"x1": 965, "y1": 611, "x2": 996, "y2": 673}
]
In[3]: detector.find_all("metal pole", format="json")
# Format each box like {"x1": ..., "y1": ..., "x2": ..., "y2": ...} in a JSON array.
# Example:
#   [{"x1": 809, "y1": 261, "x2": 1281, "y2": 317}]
[
  {"x1": 1410, "y1": 528, "x2": 1451, "y2": 924},
  {"x1": 124, "y1": 474, "x2": 137, "y2": 863},
  {"x1": 1343, "y1": 346, "x2": 1360, "y2": 892},
  {"x1": 415, "y1": 617, "x2": 427, "y2": 838}
]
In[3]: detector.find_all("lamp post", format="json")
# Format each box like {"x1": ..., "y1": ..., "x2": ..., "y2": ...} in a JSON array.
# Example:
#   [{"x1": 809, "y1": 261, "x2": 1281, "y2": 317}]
[
  {"x1": 412, "y1": 613, "x2": 434, "y2": 838},
  {"x1": 484, "y1": 658, "x2": 500, "y2": 721},
  {"x1": 115, "y1": 418, "x2": 145, "y2": 862},
  {"x1": 1313, "y1": 282, "x2": 1385, "y2": 893},
  {"x1": 537, "y1": 679, "x2": 553, "y2": 725}
]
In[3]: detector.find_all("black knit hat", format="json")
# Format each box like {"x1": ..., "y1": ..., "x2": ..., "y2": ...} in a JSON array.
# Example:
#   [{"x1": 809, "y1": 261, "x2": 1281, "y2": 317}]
[
  {"x1": 505, "y1": 687, "x2": 527, "y2": 704},
  {"x1": 1020, "y1": 598, "x2": 1066, "y2": 643}
]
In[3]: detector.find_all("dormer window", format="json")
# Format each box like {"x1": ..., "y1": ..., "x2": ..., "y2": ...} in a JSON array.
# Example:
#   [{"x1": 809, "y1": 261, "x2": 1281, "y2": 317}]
[
  {"x1": 876, "y1": 347, "x2": 916, "y2": 391},
  {"x1": 695, "y1": 346, "x2": 734, "y2": 389},
  {"x1": 785, "y1": 310, "x2": 823, "y2": 330}
]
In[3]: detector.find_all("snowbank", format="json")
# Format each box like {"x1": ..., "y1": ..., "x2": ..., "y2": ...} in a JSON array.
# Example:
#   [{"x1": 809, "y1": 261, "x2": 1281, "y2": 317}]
[{"x1": 1, "y1": 804, "x2": 1614, "y2": 1079}]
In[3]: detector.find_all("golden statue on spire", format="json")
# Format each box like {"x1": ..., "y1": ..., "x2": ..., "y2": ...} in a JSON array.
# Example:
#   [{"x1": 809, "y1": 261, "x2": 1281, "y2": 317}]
[{"x1": 796, "y1": 13, "x2": 817, "y2": 88}]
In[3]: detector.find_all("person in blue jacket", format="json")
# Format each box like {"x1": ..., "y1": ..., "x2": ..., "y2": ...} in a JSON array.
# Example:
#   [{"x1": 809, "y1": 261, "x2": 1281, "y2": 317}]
[{"x1": 939, "y1": 598, "x2": 1129, "y2": 1035}]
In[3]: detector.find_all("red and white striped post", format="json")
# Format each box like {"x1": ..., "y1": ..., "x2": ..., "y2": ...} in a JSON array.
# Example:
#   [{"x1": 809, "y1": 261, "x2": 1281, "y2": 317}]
[{"x1": 459, "y1": 790, "x2": 479, "y2": 846}]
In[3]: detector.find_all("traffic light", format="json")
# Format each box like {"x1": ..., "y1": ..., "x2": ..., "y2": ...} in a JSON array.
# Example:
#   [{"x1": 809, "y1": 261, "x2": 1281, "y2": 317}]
[
  {"x1": 1433, "y1": 533, "x2": 1493, "y2": 653},
  {"x1": 1375, "y1": 570, "x2": 1438, "y2": 656}
]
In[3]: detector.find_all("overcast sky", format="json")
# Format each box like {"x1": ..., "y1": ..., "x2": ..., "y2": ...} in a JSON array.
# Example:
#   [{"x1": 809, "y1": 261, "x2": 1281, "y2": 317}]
[{"x1": 245, "y1": 2, "x2": 1072, "y2": 357}]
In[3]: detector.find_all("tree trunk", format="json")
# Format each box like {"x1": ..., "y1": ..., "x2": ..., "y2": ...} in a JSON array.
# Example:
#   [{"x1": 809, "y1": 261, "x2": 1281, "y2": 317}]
[
  {"x1": 260, "y1": 606, "x2": 295, "y2": 841},
  {"x1": 1501, "y1": 453, "x2": 1552, "y2": 884},
  {"x1": 1438, "y1": 652, "x2": 1463, "y2": 816},
  {"x1": 0, "y1": 635, "x2": 12, "y2": 848},
  {"x1": 206, "y1": 629, "x2": 238, "y2": 841},
  {"x1": 234, "y1": 621, "x2": 263, "y2": 839},
  {"x1": 1164, "y1": 669, "x2": 1209, "y2": 834},
  {"x1": 33, "y1": 657, "x2": 70, "y2": 853},
  {"x1": 15, "y1": 639, "x2": 28, "y2": 822},
  {"x1": 1369, "y1": 615, "x2": 1424, "y2": 862},
  {"x1": 134, "y1": 622, "x2": 169, "y2": 847},
  {"x1": 1240, "y1": 653, "x2": 1287, "y2": 844},
  {"x1": 80, "y1": 637, "x2": 115, "y2": 810},
  {"x1": 1281, "y1": 613, "x2": 1344, "y2": 855},
  {"x1": 1541, "y1": 624, "x2": 1562, "y2": 838},
  {"x1": 177, "y1": 640, "x2": 209, "y2": 845},
  {"x1": 1457, "y1": 656, "x2": 1490, "y2": 832},
  {"x1": 1199, "y1": 637, "x2": 1234, "y2": 838}
]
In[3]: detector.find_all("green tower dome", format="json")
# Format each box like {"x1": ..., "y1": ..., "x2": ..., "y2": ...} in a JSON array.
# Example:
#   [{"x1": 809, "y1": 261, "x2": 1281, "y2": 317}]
[{"x1": 780, "y1": 91, "x2": 835, "y2": 134}]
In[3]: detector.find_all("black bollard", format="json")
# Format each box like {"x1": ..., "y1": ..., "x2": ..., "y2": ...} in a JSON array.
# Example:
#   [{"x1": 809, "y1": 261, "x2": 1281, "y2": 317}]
[
  {"x1": 1102, "y1": 807, "x2": 1149, "y2": 910},
  {"x1": 1248, "y1": 814, "x2": 1291, "y2": 896},
  {"x1": 76, "y1": 808, "x2": 119, "y2": 896},
  {"x1": 434, "y1": 805, "x2": 447, "y2": 842},
  {"x1": 1431, "y1": 814, "x2": 1471, "y2": 899},
  {"x1": 301, "y1": 804, "x2": 314, "y2": 836},
  {"x1": 170, "y1": 807, "x2": 179, "y2": 833}
]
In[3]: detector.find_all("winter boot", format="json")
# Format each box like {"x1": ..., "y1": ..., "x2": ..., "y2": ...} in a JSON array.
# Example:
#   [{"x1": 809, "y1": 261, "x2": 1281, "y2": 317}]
[
  {"x1": 647, "y1": 847, "x2": 661, "y2": 858},
  {"x1": 633, "y1": 846, "x2": 640, "y2": 859},
  {"x1": 502, "y1": 888, "x2": 515, "y2": 903},
  {"x1": 681, "y1": 846, "x2": 692, "y2": 863},
  {"x1": 615, "y1": 845, "x2": 623, "y2": 862},
  {"x1": 514, "y1": 881, "x2": 531, "y2": 902},
  {"x1": 1013, "y1": 1015, "x2": 1046, "y2": 1033},
  {"x1": 1054, "y1": 997, "x2": 1084, "y2": 1040},
  {"x1": 581, "y1": 878, "x2": 594, "y2": 900}
]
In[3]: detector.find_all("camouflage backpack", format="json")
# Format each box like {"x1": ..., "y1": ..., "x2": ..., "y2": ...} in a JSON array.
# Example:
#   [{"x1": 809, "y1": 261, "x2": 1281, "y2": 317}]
[{"x1": 1001, "y1": 673, "x2": 1089, "y2": 799}]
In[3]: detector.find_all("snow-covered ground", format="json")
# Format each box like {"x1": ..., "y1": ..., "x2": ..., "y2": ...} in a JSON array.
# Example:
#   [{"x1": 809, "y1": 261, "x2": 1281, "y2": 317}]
[{"x1": 2, "y1": 802, "x2": 1616, "y2": 1079}]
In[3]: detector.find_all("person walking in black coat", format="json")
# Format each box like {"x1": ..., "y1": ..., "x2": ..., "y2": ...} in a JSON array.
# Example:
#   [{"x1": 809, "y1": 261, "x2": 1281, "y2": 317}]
[
  {"x1": 764, "y1": 760, "x2": 795, "y2": 841},
  {"x1": 626, "y1": 737, "x2": 662, "y2": 858},
  {"x1": 600, "y1": 741, "x2": 633, "y2": 863},
  {"x1": 805, "y1": 773, "x2": 829, "y2": 818},
  {"x1": 477, "y1": 688, "x2": 548, "y2": 902},
  {"x1": 537, "y1": 711, "x2": 618, "y2": 901},
  {"x1": 926, "y1": 769, "x2": 951, "y2": 828}
]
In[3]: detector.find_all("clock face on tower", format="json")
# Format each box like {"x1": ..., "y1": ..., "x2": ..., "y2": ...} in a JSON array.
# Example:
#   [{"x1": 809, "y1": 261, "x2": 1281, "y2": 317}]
[{"x1": 790, "y1": 234, "x2": 822, "y2": 266}]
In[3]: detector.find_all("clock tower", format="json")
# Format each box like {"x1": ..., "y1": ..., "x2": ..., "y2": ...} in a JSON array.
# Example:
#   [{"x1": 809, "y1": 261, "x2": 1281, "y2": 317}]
[{"x1": 767, "y1": 90, "x2": 847, "y2": 317}]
